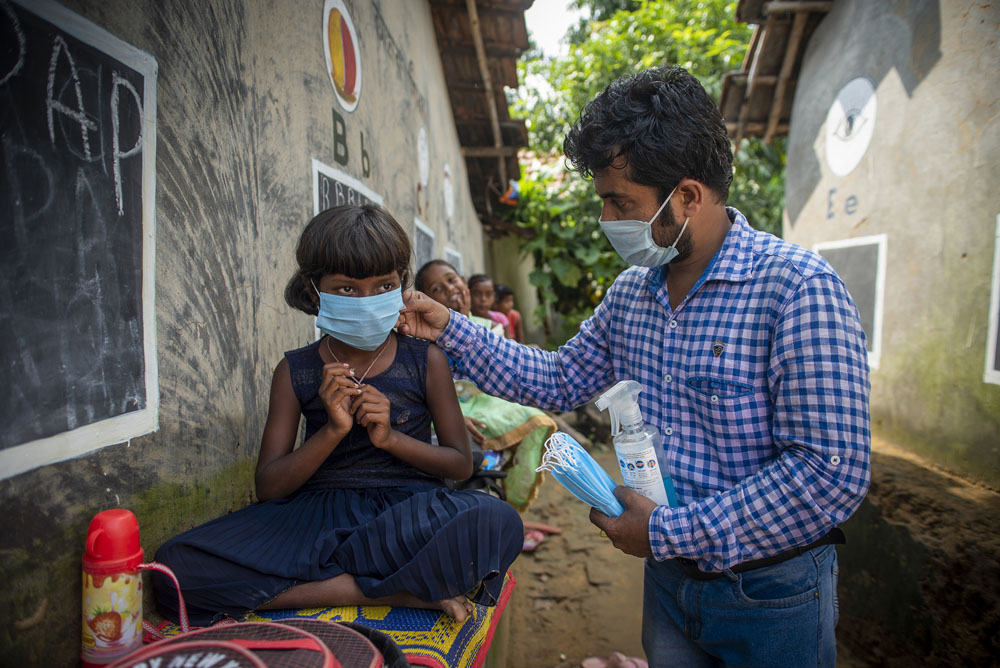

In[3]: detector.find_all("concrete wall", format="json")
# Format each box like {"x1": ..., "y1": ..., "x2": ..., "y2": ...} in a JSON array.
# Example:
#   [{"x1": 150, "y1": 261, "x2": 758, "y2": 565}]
[
  {"x1": 0, "y1": 0, "x2": 486, "y2": 663},
  {"x1": 786, "y1": 4, "x2": 1000, "y2": 660},
  {"x1": 489, "y1": 234, "x2": 547, "y2": 345},
  {"x1": 784, "y1": 0, "x2": 1000, "y2": 486}
]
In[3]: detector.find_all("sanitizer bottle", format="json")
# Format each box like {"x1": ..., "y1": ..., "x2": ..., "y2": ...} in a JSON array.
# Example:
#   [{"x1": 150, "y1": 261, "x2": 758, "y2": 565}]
[{"x1": 596, "y1": 380, "x2": 678, "y2": 507}]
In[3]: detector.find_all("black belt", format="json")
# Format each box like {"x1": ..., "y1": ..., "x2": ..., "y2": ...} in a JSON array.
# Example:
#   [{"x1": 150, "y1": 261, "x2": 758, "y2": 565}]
[{"x1": 675, "y1": 528, "x2": 846, "y2": 581}]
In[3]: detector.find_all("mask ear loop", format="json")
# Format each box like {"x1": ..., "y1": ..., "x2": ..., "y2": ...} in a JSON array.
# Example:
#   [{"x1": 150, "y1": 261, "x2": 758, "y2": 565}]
[
  {"x1": 648, "y1": 187, "x2": 675, "y2": 225},
  {"x1": 668, "y1": 217, "x2": 690, "y2": 251}
]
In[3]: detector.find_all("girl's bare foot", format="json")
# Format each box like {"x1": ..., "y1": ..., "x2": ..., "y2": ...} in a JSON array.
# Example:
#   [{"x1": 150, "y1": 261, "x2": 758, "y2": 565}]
[{"x1": 439, "y1": 596, "x2": 473, "y2": 622}]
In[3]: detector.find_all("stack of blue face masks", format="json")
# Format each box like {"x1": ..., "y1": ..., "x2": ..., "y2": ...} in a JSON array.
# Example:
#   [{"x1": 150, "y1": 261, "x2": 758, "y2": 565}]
[{"x1": 536, "y1": 432, "x2": 624, "y2": 517}]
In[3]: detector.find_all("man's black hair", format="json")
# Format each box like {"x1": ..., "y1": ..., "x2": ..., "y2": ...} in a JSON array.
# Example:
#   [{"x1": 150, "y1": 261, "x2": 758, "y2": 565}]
[{"x1": 563, "y1": 66, "x2": 733, "y2": 202}]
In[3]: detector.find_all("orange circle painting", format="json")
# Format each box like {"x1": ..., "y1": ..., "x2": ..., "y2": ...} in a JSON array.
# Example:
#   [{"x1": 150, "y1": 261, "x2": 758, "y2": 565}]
[{"x1": 324, "y1": 0, "x2": 361, "y2": 111}]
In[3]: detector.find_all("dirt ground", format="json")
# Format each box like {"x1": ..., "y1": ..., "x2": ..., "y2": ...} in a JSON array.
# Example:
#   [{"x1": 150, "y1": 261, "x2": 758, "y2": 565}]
[
  {"x1": 501, "y1": 436, "x2": 999, "y2": 668},
  {"x1": 505, "y1": 447, "x2": 647, "y2": 668}
]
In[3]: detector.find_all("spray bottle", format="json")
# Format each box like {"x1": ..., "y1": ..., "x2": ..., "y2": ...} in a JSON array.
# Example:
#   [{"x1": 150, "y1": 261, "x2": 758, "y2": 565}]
[{"x1": 595, "y1": 380, "x2": 678, "y2": 507}]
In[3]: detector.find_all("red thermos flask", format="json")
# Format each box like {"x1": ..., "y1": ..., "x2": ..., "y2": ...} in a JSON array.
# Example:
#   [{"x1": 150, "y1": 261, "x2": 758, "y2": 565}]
[{"x1": 81, "y1": 509, "x2": 144, "y2": 667}]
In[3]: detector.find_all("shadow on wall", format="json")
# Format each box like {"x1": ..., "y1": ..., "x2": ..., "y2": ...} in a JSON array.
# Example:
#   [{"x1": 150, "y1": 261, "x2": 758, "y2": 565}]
[
  {"x1": 837, "y1": 447, "x2": 1000, "y2": 667},
  {"x1": 785, "y1": 0, "x2": 942, "y2": 226}
]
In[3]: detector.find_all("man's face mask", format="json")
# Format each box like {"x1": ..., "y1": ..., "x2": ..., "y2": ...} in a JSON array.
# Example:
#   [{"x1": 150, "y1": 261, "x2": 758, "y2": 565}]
[
  {"x1": 599, "y1": 185, "x2": 690, "y2": 267},
  {"x1": 312, "y1": 281, "x2": 403, "y2": 351}
]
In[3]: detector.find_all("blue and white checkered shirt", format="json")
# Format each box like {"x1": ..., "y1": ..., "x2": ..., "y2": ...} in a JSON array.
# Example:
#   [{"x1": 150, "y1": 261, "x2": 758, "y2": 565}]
[{"x1": 438, "y1": 208, "x2": 870, "y2": 571}]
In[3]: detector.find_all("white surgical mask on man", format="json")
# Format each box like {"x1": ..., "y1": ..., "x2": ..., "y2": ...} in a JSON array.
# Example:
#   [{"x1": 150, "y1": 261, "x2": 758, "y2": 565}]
[{"x1": 599, "y1": 185, "x2": 690, "y2": 267}]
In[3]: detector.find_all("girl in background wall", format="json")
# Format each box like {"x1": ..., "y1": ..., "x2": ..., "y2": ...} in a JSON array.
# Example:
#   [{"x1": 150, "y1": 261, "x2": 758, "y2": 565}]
[
  {"x1": 414, "y1": 260, "x2": 556, "y2": 510},
  {"x1": 152, "y1": 205, "x2": 523, "y2": 626}
]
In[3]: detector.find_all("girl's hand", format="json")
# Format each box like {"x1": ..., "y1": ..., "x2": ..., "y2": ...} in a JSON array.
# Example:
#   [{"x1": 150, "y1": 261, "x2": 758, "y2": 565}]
[
  {"x1": 464, "y1": 417, "x2": 487, "y2": 446},
  {"x1": 353, "y1": 384, "x2": 394, "y2": 449},
  {"x1": 452, "y1": 284, "x2": 471, "y2": 314},
  {"x1": 319, "y1": 363, "x2": 360, "y2": 433}
]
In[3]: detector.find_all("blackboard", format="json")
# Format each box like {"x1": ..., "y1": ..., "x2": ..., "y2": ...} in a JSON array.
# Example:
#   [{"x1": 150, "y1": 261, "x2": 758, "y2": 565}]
[
  {"x1": 816, "y1": 235, "x2": 886, "y2": 369},
  {"x1": 444, "y1": 247, "x2": 463, "y2": 275},
  {"x1": 413, "y1": 217, "x2": 435, "y2": 276},
  {"x1": 312, "y1": 158, "x2": 382, "y2": 213},
  {"x1": 0, "y1": 0, "x2": 157, "y2": 477}
]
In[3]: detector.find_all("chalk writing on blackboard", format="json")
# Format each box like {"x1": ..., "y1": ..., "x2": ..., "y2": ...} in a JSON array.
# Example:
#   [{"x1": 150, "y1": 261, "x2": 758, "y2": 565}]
[
  {"x1": 0, "y1": 0, "x2": 158, "y2": 479},
  {"x1": 815, "y1": 234, "x2": 887, "y2": 370},
  {"x1": 312, "y1": 157, "x2": 382, "y2": 214}
]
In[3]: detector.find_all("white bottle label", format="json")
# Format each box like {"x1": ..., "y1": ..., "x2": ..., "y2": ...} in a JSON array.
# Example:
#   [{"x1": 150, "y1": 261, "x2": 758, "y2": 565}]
[{"x1": 617, "y1": 445, "x2": 670, "y2": 505}]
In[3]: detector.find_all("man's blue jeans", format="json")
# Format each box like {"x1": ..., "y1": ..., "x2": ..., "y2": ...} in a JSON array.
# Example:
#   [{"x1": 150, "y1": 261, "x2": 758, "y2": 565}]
[{"x1": 642, "y1": 545, "x2": 839, "y2": 667}]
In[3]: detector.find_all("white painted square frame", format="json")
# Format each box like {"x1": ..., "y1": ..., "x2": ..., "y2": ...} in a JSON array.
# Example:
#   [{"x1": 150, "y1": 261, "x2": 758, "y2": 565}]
[
  {"x1": 444, "y1": 246, "x2": 463, "y2": 275},
  {"x1": 814, "y1": 234, "x2": 887, "y2": 371},
  {"x1": 984, "y1": 215, "x2": 1000, "y2": 384},
  {"x1": 312, "y1": 158, "x2": 383, "y2": 214},
  {"x1": 413, "y1": 217, "x2": 436, "y2": 274}
]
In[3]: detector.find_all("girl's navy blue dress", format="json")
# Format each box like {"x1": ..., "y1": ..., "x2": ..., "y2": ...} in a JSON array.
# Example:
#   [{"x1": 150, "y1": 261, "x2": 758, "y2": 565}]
[{"x1": 153, "y1": 335, "x2": 524, "y2": 626}]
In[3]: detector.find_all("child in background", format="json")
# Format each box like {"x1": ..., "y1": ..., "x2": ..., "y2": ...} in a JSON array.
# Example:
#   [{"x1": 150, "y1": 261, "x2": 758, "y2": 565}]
[
  {"x1": 467, "y1": 274, "x2": 510, "y2": 337},
  {"x1": 493, "y1": 284, "x2": 524, "y2": 344},
  {"x1": 416, "y1": 262, "x2": 504, "y2": 338},
  {"x1": 414, "y1": 260, "x2": 556, "y2": 511},
  {"x1": 152, "y1": 205, "x2": 523, "y2": 626}
]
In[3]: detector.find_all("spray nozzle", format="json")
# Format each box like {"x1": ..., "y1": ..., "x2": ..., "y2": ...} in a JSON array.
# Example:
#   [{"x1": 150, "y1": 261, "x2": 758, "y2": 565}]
[{"x1": 595, "y1": 380, "x2": 645, "y2": 436}]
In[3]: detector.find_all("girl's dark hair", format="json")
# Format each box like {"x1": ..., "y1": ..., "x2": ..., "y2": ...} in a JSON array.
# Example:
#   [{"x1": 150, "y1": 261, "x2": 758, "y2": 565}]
[
  {"x1": 285, "y1": 204, "x2": 412, "y2": 315},
  {"x1": 414, "y1": 259, "x2": 456, "y2": 293},
  {"x1": 563, "y1": 65, "x2": 733, "y2": 202},
  {"x1": 494, "y1": 283, "x2": 514, "y2": 300},
  {"x1": 466, "y1": 274, "x2": 493, "y2": 290}
]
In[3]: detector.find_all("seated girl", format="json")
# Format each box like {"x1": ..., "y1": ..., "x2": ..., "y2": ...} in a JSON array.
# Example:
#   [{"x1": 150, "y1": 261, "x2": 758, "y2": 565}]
[
  {"x1": 153, "y1": 205, "x2": 524, "y2": 626},
  {"x1": 414, "y1": 260, "x2": 556, "y2": 510}
]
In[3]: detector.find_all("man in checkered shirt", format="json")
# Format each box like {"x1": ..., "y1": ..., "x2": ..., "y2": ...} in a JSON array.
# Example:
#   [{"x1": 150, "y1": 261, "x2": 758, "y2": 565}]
[{"x1": 401, "y1": 66, "x2": 870, "y2": 667}]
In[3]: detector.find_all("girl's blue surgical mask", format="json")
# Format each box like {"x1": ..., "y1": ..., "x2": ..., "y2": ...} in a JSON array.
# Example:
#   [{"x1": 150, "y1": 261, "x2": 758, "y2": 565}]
[
  {"x1": 312, "y1": 281, "x2": 404, "y2": 351},
  {"x1": 599, "y1": 185, "x2": 690, "y2": 267}
]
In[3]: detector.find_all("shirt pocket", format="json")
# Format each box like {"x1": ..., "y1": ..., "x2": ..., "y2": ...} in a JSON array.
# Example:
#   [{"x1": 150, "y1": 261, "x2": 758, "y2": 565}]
[{"x1": 681, "y1": 376, "x2": 771, "y2": 480}]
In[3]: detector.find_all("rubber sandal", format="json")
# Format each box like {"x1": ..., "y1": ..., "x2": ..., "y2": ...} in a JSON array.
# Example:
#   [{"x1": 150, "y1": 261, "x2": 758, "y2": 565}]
[
  {"x1": 522, "y1": 520, "x2": 562, "y2": 535},
  {"x1": 521, "y1": 529, "x2": 546, "y2": 552},
  {"x1": 609, "y1": 652, "x2": 648, "y2": 668},
  {"x1": 581, "y1": 658, "x2": 610, "y2": 668}
]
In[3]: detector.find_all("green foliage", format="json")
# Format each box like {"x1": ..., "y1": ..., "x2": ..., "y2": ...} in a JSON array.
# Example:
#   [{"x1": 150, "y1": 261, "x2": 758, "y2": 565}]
[
  {"x1": 507, "y1": 0, "x2": 786, "y2": 347},
  {"x1": 508, "y1": 158, "x2": 627, "y2": 346}
]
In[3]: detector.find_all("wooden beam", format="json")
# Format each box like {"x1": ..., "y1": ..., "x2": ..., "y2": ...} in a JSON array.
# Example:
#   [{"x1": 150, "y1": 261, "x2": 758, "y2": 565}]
[
  {"x1": 763, "y1": 1, "x2": 833, "y2": 14},
  {"x1": 465, "y1": 0, "x2": 507, "y2": 186},
  {"x1": 461, "y1": 145, "x2": 520, "y2": 158},
  {"x1": 763, "y1": 10, "x2": 808, "y2": 143},
  {"x1": 735, "y1": 12, "x2": 777, "y2": 145},
  {"x1": 726, "y1": 120, "x2": 789, "y2": 135}
]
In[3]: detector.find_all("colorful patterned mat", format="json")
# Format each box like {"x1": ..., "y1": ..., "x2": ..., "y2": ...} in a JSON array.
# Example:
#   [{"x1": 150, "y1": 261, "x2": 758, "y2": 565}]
[{"x1": 155, "y1": 572, "x2": 515, "y2": 668}]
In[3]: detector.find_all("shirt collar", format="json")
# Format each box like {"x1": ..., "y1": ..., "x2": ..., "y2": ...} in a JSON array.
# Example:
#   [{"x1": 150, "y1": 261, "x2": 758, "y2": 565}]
[{"x1": 646, "y1": 207, "x2": 755, "y2": 295}]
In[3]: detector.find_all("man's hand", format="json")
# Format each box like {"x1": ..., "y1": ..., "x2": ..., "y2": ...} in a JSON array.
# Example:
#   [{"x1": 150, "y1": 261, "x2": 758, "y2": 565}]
[
  {"x1": 589, "y1": 486, "x2": 658, "y2": 558},
  {"x1": 397, "y1": 290, "x2": 452, "y2": 340}
]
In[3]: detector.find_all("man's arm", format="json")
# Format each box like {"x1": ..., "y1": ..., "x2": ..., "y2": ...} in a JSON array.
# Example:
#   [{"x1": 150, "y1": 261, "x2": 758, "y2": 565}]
[
  {"x1": 648, "y1": 273, "x2": 871, "y2": 570},
  {"x1": 400, "y1": 288, "x2": 619, "y2": 411}
]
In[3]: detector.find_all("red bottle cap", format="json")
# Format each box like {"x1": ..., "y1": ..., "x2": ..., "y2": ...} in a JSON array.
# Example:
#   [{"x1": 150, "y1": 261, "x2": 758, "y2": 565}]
[{"x1": 82, "y1": 509, "x2": 144, "y2": 574}]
